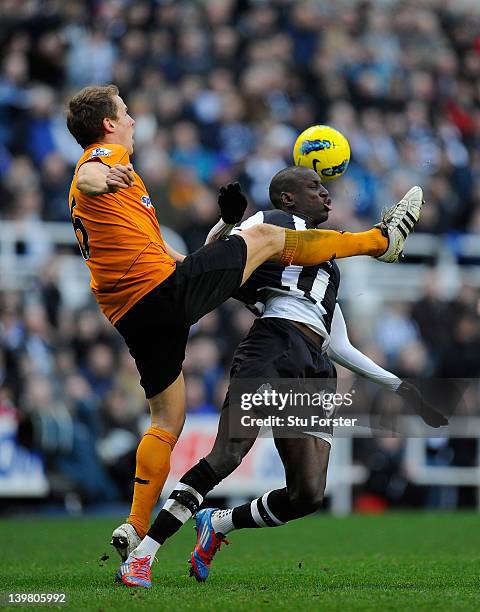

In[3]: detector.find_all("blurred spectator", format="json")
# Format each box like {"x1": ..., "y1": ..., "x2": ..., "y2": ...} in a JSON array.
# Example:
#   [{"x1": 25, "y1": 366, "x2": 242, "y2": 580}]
[
  {"x1": 82, "y1": 342, "x2": 116, "y2": 399},
  {"x1": 375, "y1": 304, "x2": 420, "y2": 363},
  {"x1": 0, "y1": 52, "x2": 30, "y2": 152},
  {"x1": 185, "y1": 374, "x2": 218, "y2": 415},
  {"x1": 67, "y1": 28, "x2": 116, "y2": 87},
  {"x1": 170, "y1": 121, "x2": 222, "y2": 183},
  {"x1": 40, "y1": 153, "x2": 71, "y2": 221},
  {"x1": 26, "y1": 85, "x2": 58, "y2": 166},
  {"x1": 19, "y1": 373, "x2": 118, "y2": 503},
  {"x1": 184, "y1": 335, "x2": 223, "y2": 403}
]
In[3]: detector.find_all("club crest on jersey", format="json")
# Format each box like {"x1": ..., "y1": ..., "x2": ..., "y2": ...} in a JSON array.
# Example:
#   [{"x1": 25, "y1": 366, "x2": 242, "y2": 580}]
[
  {"x1": 90, "y1": 147, "x2": 112, "y2": 158},
  {"x1": 141, "y1": 195, "x2": 152, "y2": 209}
]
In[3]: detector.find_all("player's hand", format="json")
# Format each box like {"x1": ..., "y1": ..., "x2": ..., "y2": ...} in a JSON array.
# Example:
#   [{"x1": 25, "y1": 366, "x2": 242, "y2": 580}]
[
  {"x1": 105, "y1": 163, "x2": 135, "y2": 192},
  {"x1": 397, "y1": 381, "x2": 448, "y2": 428},
  {"x1": 218, "y1": 182, "x2": 248, "y2": 224}
]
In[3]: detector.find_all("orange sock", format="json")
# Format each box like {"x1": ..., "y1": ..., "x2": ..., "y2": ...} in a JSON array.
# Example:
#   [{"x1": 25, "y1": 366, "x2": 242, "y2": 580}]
[
  {"x1": 127, "y1": 426, "x2": 177, "y2": 538},
  {"x1": 281, "y1": 228, "x2": 387, "y2": 266}
]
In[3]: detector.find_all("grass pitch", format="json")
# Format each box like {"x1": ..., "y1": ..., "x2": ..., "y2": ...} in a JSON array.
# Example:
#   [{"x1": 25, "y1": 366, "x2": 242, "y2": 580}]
[{"x1": 3, "y1": 512, "x2": 480, "y2": 611}]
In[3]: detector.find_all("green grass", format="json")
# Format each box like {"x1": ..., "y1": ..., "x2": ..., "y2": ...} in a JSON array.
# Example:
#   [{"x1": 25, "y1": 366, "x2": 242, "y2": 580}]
[{"x1": 3, "y1": 513, "x2": 480, "y2": 611}]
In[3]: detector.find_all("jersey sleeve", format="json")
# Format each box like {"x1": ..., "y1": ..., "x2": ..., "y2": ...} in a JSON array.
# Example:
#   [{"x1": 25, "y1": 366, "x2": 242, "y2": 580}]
[
  {"x1": 230, "y1": 211, "x2": 265, "y2": 234},
  {"x1": 328, "y1": 304, "x2": 401, "y2": 390}
]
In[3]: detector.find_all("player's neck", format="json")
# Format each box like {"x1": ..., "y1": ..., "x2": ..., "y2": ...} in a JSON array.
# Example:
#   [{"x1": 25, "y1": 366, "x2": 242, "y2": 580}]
[
  {"x1": 101, "y1": 134, "x2": 131, "y2": 153},
  {"x1": 101, "y1": 135, "x2": 119, "y2": 147}
]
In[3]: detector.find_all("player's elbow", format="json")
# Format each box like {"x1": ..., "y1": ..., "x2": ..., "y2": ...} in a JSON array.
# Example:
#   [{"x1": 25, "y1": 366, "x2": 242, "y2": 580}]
[
  {"x1": 76, "y1": 177, "x2": 92, "y2": 195},
  {"x1": 76, "y1": 178, "x2": 105, "y2": 196},
  {"x1": 327, "y1": 342, "x2": 351, "y2": 366},
  {"x1": 77, "y1": 166, "x2": 108, "y2": 196}
]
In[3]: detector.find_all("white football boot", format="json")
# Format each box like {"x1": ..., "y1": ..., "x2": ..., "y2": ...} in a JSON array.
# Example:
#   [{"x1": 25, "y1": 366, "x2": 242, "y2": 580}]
[
  {"x1": 111, "y1": 522, "x2": 141, "y2": 562},
  {"x1": 375, "y1": 186, "x2": 424, "y2": 262}
]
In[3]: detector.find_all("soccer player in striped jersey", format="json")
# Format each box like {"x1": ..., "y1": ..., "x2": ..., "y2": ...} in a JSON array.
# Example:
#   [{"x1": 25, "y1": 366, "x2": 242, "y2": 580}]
[
  {"x1": 67, "y1": 85, "x2": 422, "y2": 558},
  {"x1": 118, "y1": 167, "x2": 442, "y2": 588},
  {"x1": 66, "y1": 85, "x2": 413, "y2": 568}
]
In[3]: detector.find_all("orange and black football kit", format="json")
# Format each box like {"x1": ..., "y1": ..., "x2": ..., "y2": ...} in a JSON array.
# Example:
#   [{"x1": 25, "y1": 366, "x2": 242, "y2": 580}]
[{"x1": 69, "y1": 143, "x2": 247, "y2": 397}]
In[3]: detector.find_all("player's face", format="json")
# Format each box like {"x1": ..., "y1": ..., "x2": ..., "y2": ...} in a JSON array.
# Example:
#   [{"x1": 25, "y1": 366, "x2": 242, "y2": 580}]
[
  {"x1": 293, "y1": 171, "x2": 332, "y2": 224},
  {"x1": 112, "y1": 95, "x2": 135, "y2": 154}
]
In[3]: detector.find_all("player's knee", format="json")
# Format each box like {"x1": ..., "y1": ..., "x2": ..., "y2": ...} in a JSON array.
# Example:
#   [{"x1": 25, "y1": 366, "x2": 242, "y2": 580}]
[
  {"x1": 150, "y1": 408, "x2": 185, "y2": 437},
  {"x1": 243, "y1": 223, "x2": 280, "y2": 251}
]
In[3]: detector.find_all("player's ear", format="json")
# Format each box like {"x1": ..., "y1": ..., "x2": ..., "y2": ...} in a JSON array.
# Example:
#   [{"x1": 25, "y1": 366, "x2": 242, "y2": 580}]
[
  {"x1": 281, "y1": 191, "x2": 294, "y2": 209},
  {"x1": 102, "y1": 116, "x2": 116, "y2": 134}
]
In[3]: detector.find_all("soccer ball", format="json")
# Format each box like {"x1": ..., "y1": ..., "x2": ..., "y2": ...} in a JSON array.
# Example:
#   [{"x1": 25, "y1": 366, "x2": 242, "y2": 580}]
[{"x1": 293, "y1": 125, "x2": 350, "y2": 182}]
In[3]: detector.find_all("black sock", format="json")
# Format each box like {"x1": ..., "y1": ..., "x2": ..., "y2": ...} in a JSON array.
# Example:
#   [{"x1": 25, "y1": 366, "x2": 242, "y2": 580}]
[
  {"x1": 231, "y1": 488, "x2": 309, "y2": 530},
  {"x1": 147, "y1": 458, "x2": 220, "y2": 545}
]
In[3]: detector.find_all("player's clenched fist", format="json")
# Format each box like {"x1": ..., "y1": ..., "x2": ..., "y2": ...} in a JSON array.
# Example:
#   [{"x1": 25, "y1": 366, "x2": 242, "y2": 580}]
[{"x1": 106, "y1": 163, "x2": 135, "y2": 192}]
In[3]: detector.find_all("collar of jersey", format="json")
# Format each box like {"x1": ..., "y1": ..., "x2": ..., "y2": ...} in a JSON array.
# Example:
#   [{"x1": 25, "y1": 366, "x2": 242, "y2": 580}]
[{"x1": 290, "y1": 211, "x2": 317, "y2": 229}]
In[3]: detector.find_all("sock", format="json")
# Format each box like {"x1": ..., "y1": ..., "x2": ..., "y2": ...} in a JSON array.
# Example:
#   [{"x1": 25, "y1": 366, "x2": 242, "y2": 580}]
[
  {"x1": 281, "y1": 228, "x2": 387, "y2": 266},
  {"x1": 147, "y1": 458, "x2": 221, "y2": 545},
  {"x1": 211, "y1": 509, "x2": 235, "y2": 535},
  {"x1": 128, "y1": 535, "x2": 159, "y2": 565},
  {"x1": 230, "y1": 488, "x2": 314, "y2": 531},
  {"x1": 127, "y1": 426, "x2": 177, "y2": 539}
]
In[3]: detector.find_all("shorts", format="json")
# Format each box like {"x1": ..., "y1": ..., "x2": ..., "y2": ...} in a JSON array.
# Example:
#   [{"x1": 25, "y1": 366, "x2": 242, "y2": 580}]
[
  {"x1": 115, "y1": 235, "x2": 247, "y2": 398},
  {"x1": 228, "y1": 317, "x2": 335, "y2": 380},
  {"x1": 224, "y1": 317, "x2": 337, "y2": 444}
]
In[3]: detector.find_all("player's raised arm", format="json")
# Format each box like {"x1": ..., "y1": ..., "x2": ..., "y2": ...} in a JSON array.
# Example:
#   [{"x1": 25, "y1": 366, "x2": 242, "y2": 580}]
[
  {"x1": 77, "y1": 161, "x2": 134, "y2": 196},
  {"x1": 328, "y1": 303, "x2": 401, "y2": 389},
  {"x1": 328, "y1": 304, "x2": 447, "y2": 427},
  {"x1": 205, "y1": 219, "x2": 234, "y2": 244},
  {"x1": 205, "y1": 182, "x2": 248, "y2": 244}
]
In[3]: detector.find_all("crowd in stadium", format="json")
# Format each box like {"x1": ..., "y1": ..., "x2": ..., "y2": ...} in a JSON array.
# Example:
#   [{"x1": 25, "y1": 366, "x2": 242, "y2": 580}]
[{"x1": 1, "y1": 0, "x2": 480, "y2": 508}]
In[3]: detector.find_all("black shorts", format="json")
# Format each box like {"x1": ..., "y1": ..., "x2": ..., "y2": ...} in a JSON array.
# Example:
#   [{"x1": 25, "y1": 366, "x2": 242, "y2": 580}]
[
  {"x1": 115, "y1": 235, "x2": 247, "y2": 398},
  {"x1": 227, "y1": 317, "x2": 336, "y2": 381},
  {"x1": 224, "y1": 317, "x2": 337, "y2": 442}
]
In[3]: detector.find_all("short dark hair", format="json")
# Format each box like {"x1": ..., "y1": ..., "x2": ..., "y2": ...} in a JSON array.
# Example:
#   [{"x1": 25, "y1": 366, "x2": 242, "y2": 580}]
[
  {"x1": 269, "y1": 166, "x2": 312, "y2": 209},
  {"x1": 67, "y1": 84, "x2": 119, "y2": 149}
]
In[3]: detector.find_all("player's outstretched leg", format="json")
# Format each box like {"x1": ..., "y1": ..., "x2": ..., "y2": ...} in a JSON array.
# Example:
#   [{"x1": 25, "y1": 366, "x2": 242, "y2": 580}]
[
  {"x1": 240, "y1": 186, "x2": 424, "y2": 284},
  {"x1": 188, "y1": 436, "x2": 330, "y2": 582}
]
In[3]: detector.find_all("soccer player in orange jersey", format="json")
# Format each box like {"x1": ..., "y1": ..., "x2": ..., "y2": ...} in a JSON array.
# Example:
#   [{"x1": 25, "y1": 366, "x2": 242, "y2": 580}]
[{"x1": 66, "y1": 84, "x2": 423, "y2": 562}]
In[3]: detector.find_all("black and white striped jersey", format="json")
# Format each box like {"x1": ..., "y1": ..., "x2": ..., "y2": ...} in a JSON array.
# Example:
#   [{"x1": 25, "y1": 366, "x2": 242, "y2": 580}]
[{"x1": 231, "y1": 209, "x2": 340, "y2": 345}]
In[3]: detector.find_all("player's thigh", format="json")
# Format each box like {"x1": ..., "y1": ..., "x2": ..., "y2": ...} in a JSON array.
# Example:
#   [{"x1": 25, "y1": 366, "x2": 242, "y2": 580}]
[
  {"x1": 115, "y1": 280, "x2": 190, "y2": 410},
  {"x1": 239, "y1": 224, "x2": 285, "y2": 285},
  {"x1": 178, "y1": 236, "x2": 247, "y2": 325},
  {"x1": 148, "y1": 370, "x2": 186, "y2": 435},
  {"x1": 274, "y1": 435, "x2": 330, "y2": 499}
]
